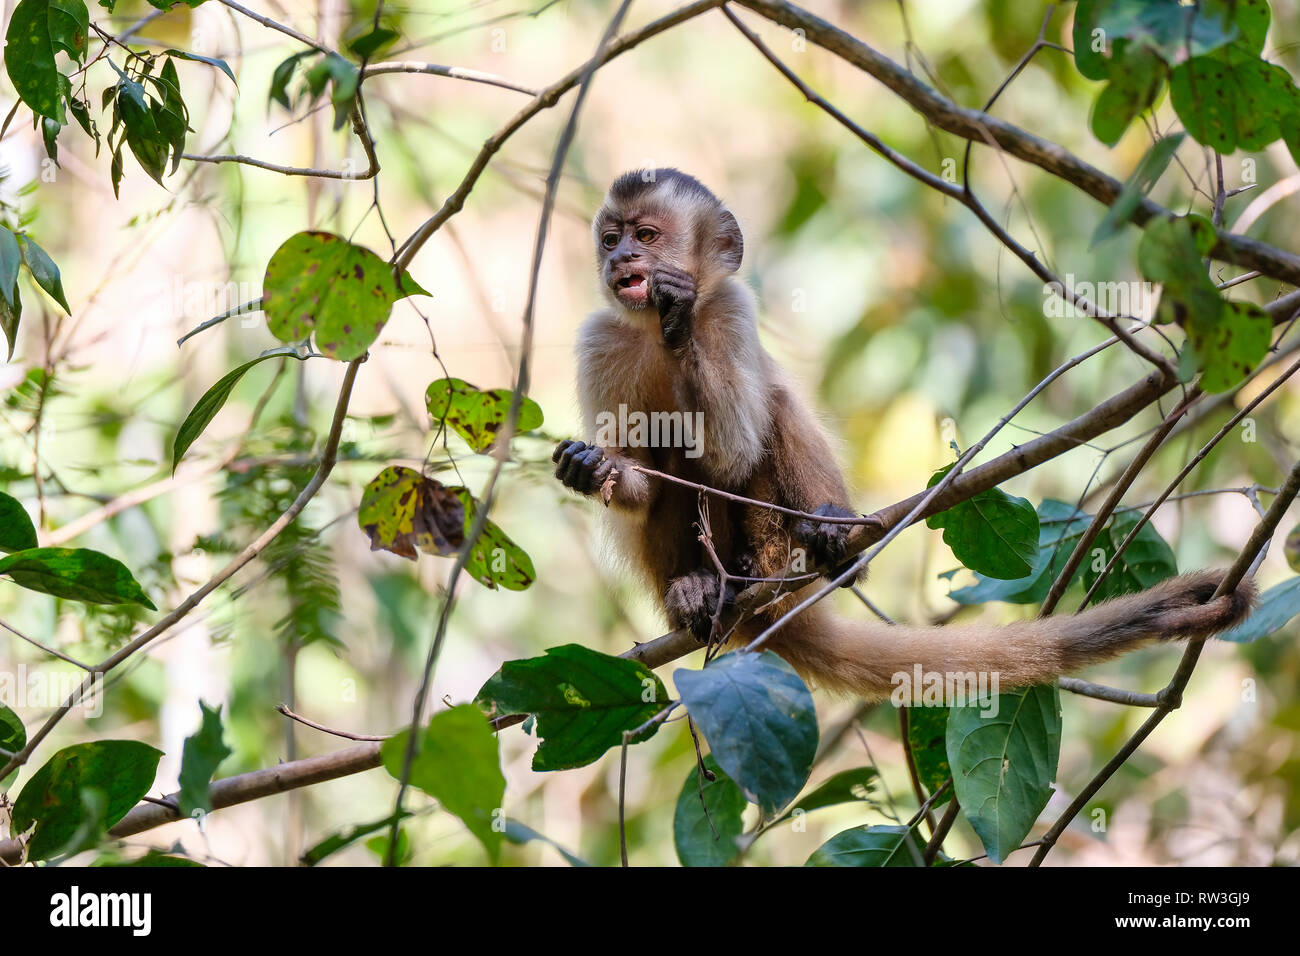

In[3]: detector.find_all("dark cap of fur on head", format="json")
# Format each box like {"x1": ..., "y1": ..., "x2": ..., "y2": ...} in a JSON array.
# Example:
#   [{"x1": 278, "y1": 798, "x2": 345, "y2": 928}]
[{"x1": 606, "y1": 168, "x2": 721, "y2": 207}]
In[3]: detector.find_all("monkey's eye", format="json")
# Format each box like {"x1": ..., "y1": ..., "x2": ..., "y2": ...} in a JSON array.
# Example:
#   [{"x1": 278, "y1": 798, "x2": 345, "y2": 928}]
[
  {"x1": 635, "y1": 227, "x2": 658, "y2": 243},
  {"x1": 601, "y1": 233, "x2": 619, "y2": 250}
]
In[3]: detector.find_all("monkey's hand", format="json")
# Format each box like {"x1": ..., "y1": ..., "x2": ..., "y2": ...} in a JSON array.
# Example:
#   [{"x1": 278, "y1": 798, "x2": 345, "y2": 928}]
[
  {"x1": 665, "y1": 569, "x2": 738, "y2": 641},
  {"x1": 552, "y1": 440, "x2": 615, "y2": 496},
  {"x1": 794, "y1": 503, "x2": 863, "y2": 587},
  {"x1": 649, "y1": 265, "x2": 697, "y2": 351}
]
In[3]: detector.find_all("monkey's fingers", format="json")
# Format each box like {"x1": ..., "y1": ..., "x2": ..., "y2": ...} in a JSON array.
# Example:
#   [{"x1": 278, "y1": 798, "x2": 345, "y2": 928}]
[
  {"x1": 551, "y1": 438, "x2": 578, "y2": 464},
  {"x1": 554, "y1": 440, "x2": 589, "y2": 484}
]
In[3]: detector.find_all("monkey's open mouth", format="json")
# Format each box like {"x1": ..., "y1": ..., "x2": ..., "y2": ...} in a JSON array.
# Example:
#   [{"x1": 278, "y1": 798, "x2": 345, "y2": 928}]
[{"x1": 614, "y1": 273, "x2": 649, "y2": 304}]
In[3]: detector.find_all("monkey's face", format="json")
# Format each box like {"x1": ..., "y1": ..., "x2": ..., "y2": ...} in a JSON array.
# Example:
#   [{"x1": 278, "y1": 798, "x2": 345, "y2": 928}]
[{"x1": 595, "y1": 211, "x2": 678, "y2": 311}]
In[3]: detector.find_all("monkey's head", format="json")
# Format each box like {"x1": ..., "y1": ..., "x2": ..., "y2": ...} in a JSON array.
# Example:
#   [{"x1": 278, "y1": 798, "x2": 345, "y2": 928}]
[{"x1": 592, "y1": 168, "x2": 743, "y2": 311}]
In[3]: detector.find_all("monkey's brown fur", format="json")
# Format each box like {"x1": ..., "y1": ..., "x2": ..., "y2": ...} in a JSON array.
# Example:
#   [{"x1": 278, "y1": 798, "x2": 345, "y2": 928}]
[{"x1": 553, "y1": 168, "x2": 1256, "y2": 700}]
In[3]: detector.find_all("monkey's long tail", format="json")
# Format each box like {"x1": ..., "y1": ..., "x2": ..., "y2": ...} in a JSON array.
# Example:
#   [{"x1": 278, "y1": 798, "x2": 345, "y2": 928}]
[{"x1": 758, "y1": 570, "x2": 1258, "y2": 700}]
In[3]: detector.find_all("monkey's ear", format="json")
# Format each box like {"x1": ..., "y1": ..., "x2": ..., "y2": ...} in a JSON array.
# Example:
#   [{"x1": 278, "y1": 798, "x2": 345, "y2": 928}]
[{"x1": 716, "y1": 210, "x2": 744, "y2": 273}]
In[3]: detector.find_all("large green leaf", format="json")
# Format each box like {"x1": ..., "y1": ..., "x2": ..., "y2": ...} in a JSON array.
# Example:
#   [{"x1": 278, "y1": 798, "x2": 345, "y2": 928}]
[
  {"x1": 381, "y1": 704, "x2": 505, "y2": 862},
  {"x1": 177, "y1": 701, "x2": 231, "y2": 818},
  {"x1": 1170, "y1": 47, "x2": 1300, "y2": 154},
  {"x1": 263, "y1": 232, "x2": 404, "y2": 360},
  {"x1": 1219, "y1": 576, "x2": 1300, "y2": 643},
  {"x1": 926, "y1": 467, "x2": 1040, "y2": 580},
  {"x1": 674, "y1": 651, "x2": 818, "y2": 816},
  {"x1": 12, "y1": 740, "x2": 163, "y2": 860},
  {"x1": 805, "y1": 824, "x2": 925, "y2": 867},
  {"x1": 172, "y1": 350, "x2": 305, "y2": 473},
  {"x1": 425, "y1": 377, "x2": 544, "y2": 452},
  {"x1": 0, "y1": 547, "x2": 155, "y2": 609},
  {"x1": 1090, "y1": 42, "x2": 1165, "y2": 145},
  {"x1": 946, "y1": 684, "x2": 1061, "y2": 864},
  {"x1": 0, "y1": 491, "x2": 38, "y2": 553},
  {"x1": 476, "y1": 645, "x2": 667, "y2": 771},
  {"x1": 673, "y1": 755, "x2": 747, "y2": 867},
  {"x1": 4, "y1": 0, "x2": 88, "y2": 123}
]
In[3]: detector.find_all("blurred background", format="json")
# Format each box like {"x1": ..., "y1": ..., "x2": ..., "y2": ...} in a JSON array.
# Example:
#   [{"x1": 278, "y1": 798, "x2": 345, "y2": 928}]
[{"x1": 1, "y1": 0, "x2": 1298, "y2": 865}]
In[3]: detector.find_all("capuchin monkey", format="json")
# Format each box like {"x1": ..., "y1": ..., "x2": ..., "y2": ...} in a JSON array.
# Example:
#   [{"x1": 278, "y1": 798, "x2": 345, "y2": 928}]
[{"x1": 552, "y1": 168, "x2": 1256, "y2": 698}]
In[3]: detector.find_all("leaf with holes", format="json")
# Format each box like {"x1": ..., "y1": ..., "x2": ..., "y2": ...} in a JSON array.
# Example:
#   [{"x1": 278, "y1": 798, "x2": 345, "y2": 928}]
[
  {"x1": 673, "y1": 755, "x2": 747, "y2": 867},
  {"x1": 12, "y1": 740, "x2": 163, "y2": 860},
  {"x1": 947, "y1": 684, "x2": 1061, "y2": 865},
  {"x1": 358, "y1": 466, "x2": 465, "y2": 560},
  {"x1": 0, "y1": 547, "x2": 156, "y2": 609},
  {"x1": 476, "y1": 644, "x2": 666, "y2": 771},
  {"x1": 426, "y1": 378, "x2": 544, "y2": 452},
  {"x1": 675, "y1": 651, "x2": 818, "y2": 816}
]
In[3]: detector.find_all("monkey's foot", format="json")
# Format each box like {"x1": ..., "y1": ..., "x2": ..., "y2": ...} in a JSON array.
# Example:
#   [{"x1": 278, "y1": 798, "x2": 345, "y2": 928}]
[
  {"x1": 794, "y1": 503, "x2": 863, "y2": 587},
  {"x1": 649, "y1": 265, "x2": 696, "y2": 349},
  {"x1": 665, "y1": 569, "x2": 737, "y2": 641},
  {"x1": 552, "y1": 440, "x2": 613, "y2": 495}
]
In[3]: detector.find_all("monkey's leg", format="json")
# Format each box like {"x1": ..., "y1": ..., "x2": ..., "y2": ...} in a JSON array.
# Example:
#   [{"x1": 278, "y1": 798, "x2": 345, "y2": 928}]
[{"x1": 665, "y1": 568, "x2": 739, "y2": 641}]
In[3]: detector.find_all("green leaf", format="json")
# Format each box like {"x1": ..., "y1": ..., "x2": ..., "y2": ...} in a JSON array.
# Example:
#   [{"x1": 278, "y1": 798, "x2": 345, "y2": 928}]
[
  {"x1": 452, "y1": 488, "x2": 535, "y2": 590},
  {"x1": 1090, "y1": 43, "x2": 1165, "y2": 146},
  {"x1": 0, "y1": 546, "x2": 156, "y2": 609},
  {"x1": 1219, "y1": 576, "x2": 1300, "y2": 643},
  {"x1": 12, "y1": 740, "x2": 163, "y2": 860},
  {"x1": 475, "y1": 644, "x2": 667, "y2": 771},
  {"x1": 1170, "y1": 47, "x2": 1300, "y2": 154},
  {"x1": 177, "y1": 701, "x2": 231, "y2": 818},
  {"x1": 93, "y1": 850, "x2": 204, "y2": 866},
  {"x1": 1094, "y1": 0, "x2": 1241, "y2": 64},
  {"x1": 805, "y1": 824, "x2": 925, "y2": 867},
  {"x1": 0, "y1": 227, "x2": 23, "y2": 310},
  {"x1": 674, "y1": 650, "x2": 818, "y2": 816},
  {"x1": 773, "y1": 766, "x2": 879, "y2": 823},
  {"x1": 0, "y1": 491, "x2": 37, "y2": 553},
  {"x1": 115, "y1": 76, "x2": 168, "y2": 184},
  {"x1": 172, "y1": 350, "x2": 304, "y2": 473},
  {"x1": 503, "y1": 819, "x2": 591, "y2": 866},
  {"x1": 381, "y1": 704, "x2": 506, "y2": 863},
  {"x1": 269, "y1": 52, "x2": 309, "y2": 111},
  {"x1": 1090, "y1": 132, "x2": 1184, "y2": 248},
  {"x1": 1072, "y1": 0, "x2": 1110, "y2": 81},
  {"x1": 150, "y1": 58, "x2": 188, "y2": 176},
  {"x1": 673, "y1": 755, "x2": 747, "y2": 867},
  {"x1": 1189, "y1": 300, "x2": 1272, "y2": 393},
  {"x1": 164, "y1": 48, "x2": 237, "y2": 86},
  {"x1": 17, "y1": 235, "x2": 70, "y2": 313},
  {"x1": 426, "y1": 378, "x2": 544, "y2": 452},
  {"x1": 946, "y1": 684, "x2": 1061, "y2": 864},
  {"x1": 348, "y1": 25, "x2": 400, "y2": 60},
  {"x1": 4, "y1": 0, "x2": 89, "y2": 123},
  {"x1": 262, "y1": 231, "x2": 399, "y2": 360},
  {"x1": 1082, "y1": 508, "x2": 1178, "y2": 601},
  {"x1": 1, "y1": 703, "x2": 26, "y2": 791},
  {"x1": 905, "y1": 706, "x2": 953, "y2": 807},
  {"x1": 926, "y1": 467, "x2": 1040, "y2": 580},
  {"x1": 0, "y1": 280, "x2": 20, "y2": 360}
]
